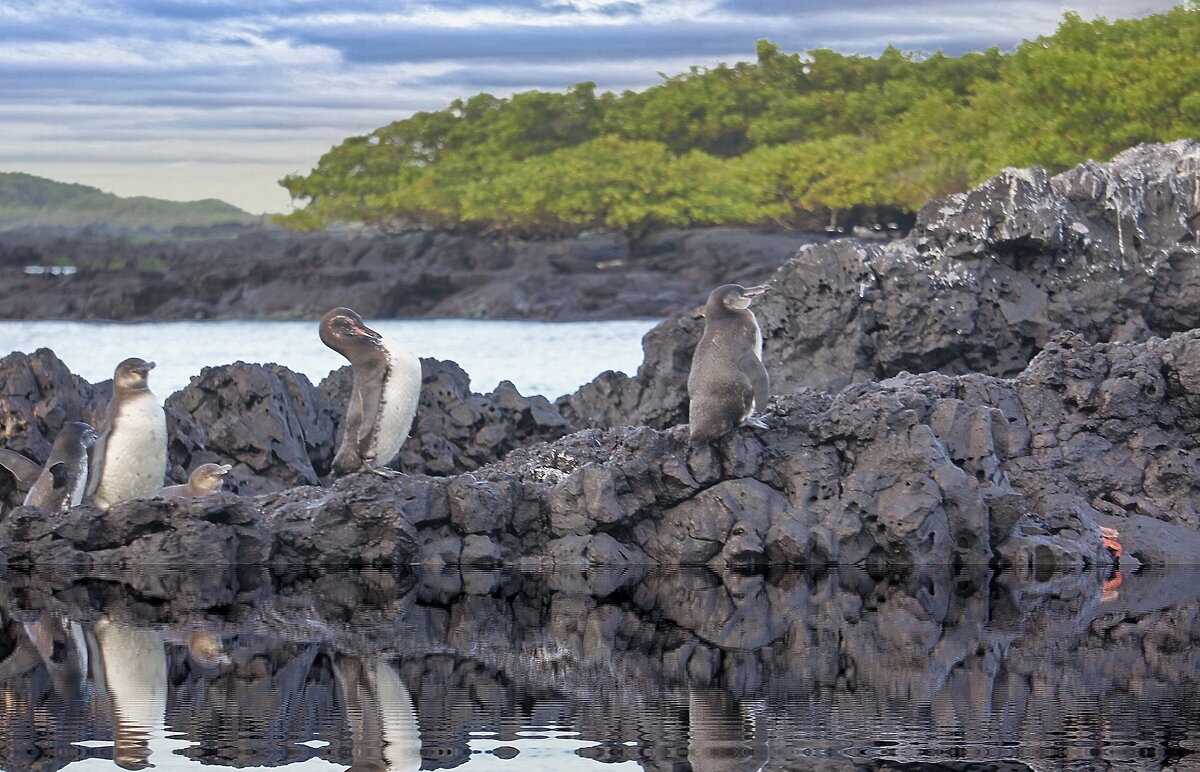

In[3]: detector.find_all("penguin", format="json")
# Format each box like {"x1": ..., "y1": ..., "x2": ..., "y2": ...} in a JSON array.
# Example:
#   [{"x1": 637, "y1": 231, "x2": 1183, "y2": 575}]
[
  {"x1": 333, "y1": 655, "x2": 422, "y2": 772},
  {"x1": 320, "y1": 307, "x2": 422, "y2": 476},
  {"x1": 87, "y1": 358, "x2": 167, "y2": 510},
  {"x1": 687, "y1": 688, "x2": 770, "y2": 772},
  {"x1": 159, "y1": 463, "x2": 232, "y2": 498},
  {"x1": 686, "y1": 284, "x2": 772, "y2": 443},
  {"x1": 0, "y1": 421, "x2": 98, "y2": 512}
]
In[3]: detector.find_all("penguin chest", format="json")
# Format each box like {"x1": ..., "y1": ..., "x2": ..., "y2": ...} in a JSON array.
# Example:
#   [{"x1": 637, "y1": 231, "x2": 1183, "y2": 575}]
[
  {"x1": 100, "y1": 394, "x2": 167, "y2": 503},
  {"x1": 67, "y1": 455, "x2": 88, "y2": 508},
  {"x1": 368, "y1": 344, "x2": 422, "y2": 467}
]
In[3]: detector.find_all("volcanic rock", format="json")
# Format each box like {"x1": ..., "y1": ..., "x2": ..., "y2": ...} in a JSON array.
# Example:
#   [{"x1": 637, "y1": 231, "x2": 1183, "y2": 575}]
[
  {"x1": 6, "y1": 331, "x2": 1200, "y2": 570},
  {"x1": 0, "y1": 227, "x2": 818, "y2": 322},
  {"x1": 559, "y1": 139, "x2": 1200, "y2": 430}
]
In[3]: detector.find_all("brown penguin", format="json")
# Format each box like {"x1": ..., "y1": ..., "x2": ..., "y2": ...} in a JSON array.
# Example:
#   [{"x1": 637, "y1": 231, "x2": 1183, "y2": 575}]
[
  {"x1": 686, "y1": 284, "x2": 771, "y2": 443},
  {"x1": 160, "y1": 463, "x2": 232, "y2": 498}
]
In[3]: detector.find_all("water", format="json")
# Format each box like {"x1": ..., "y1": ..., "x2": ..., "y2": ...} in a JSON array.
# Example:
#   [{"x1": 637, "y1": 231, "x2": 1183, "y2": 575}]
[
  {"x1": 0, "y1": 319, "x2": 661, "y2": 400},
  {"x1": 2, "y1": 565, "x2": 1198, "y2": 771}
]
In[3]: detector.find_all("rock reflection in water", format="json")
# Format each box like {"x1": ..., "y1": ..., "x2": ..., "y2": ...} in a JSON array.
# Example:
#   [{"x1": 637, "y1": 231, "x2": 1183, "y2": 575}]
[{"x1": 0, "y1": 565, "x2": 1199, "y2": 770}]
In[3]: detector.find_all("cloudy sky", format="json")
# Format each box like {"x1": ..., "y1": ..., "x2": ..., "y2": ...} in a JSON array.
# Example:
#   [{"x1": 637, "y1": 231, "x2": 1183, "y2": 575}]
[{"x1": 1, "y1": 0, "x2": 1179, "y2": 214}]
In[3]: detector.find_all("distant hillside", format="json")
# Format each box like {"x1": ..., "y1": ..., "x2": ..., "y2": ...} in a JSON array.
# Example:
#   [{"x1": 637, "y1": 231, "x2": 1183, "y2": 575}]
[
  {"x1": 0, "y1": 172, "x2": 261, "y2": 232},
  {"x1": 280, "y1": 2, "x2": 1199, "y2": 256}
]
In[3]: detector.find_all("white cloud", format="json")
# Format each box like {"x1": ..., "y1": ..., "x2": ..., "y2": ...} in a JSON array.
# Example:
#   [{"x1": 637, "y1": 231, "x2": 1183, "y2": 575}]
[{"x1": 0, "y1": 0, "x2": 1184, "y2": 214}]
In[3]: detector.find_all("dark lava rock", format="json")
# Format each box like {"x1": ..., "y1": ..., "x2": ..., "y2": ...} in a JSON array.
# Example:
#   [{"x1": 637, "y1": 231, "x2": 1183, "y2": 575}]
[
  {"x1": 0, "y1": 350, "x2": 575, "y2": 510},
  {"x1": 0, "y1": 227, "x2": 818, "y2": 322},
  {"x1": 165, "y1": 362, "x2": 338, "y2": 494},
  {"x1": 9, "y1": 331, "x2": 1200, "y2": 570},
  {"x1": 560, "y1": 139, "x2": 1200, "y2": 431}
]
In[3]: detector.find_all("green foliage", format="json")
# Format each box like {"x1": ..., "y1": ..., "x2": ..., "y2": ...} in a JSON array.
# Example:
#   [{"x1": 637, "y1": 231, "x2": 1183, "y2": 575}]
[
  {"x1": 970, "y1": 4, "x2": 1200, "y2": 174},
  {"x1": 279, "y1": 3, "x2": 1200, "y2": 252},
  {"x1": 0, "y1": 172, "x2": 258, "y2": 232},
  {"x1": 463, "y1": 137, "x2": 762, "y2": 253}
]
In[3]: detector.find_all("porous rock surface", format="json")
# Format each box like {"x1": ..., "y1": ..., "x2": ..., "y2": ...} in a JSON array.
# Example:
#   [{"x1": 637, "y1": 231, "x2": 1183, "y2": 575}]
[
  {"x1": 560, "y1": 140, "x2": 1200, "y2": 430},
  {"x1": 6, "y1": 330, "x2": 1200, "y2": 570}
]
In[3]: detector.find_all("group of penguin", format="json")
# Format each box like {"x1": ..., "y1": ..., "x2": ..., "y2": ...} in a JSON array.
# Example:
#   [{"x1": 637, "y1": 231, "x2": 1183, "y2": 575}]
[{"x1": 0, "y1": 283, "x2": 772, "y2": 515}]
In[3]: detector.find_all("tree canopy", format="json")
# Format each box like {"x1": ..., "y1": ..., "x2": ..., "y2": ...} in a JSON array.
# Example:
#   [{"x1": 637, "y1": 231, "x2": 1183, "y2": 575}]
[{"x1": 278, "y1": 3, "x2": 1200, "y2": 253}]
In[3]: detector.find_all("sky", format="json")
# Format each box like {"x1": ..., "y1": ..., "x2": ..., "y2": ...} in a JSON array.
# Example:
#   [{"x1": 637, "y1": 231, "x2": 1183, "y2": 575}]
[{"x1": 0, "y1": 0, "x2": 1181, "y2": 215}]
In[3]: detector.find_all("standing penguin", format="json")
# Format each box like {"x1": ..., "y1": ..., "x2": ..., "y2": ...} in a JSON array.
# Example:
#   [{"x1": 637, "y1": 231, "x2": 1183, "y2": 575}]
[
  {"x1": 687, "y1": 284, "x2": 772, "y2": 443},
  {"x1": 0, "y1": 421, "x2": 98, "y2": 512},
  {"x1": 160, "y1": 463, "x2": 232, "y2": 499},
  {"x1": 87, "y1": 358, "x2": 167, "y2": 509},
  {"x1": 320, "y1": 307, "x2": 422, "y2": 476}
]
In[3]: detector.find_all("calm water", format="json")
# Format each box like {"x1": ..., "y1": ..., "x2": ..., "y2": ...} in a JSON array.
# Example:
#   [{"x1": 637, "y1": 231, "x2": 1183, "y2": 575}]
[
  {"x1": 1, "y1": 565, "x2": 1197, "y2": 770},
  {"x1": 0, "y1": 319, "x2": 661, "y2": 400}
]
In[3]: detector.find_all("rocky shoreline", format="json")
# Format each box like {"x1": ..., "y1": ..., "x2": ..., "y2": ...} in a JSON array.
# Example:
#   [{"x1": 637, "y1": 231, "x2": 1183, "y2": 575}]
[
  {"x1": 0, "y1": 225, "x2": 822, "y2": 322},
  {"x1": 6, "y1": 328, "x2": 1200, "y2": 571},
  {"x1": 1, "y1": 140, "x2": 1199, "y2": 569}
]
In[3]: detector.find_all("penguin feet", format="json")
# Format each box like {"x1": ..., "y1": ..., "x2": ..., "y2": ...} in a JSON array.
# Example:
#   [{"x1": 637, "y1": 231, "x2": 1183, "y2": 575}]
[
  {"x1": 370, "y1": 467, "x2": 403, "y2": 479},
  {"x1": 741, "y1": 416, "x2": 769, "y2": 430}
]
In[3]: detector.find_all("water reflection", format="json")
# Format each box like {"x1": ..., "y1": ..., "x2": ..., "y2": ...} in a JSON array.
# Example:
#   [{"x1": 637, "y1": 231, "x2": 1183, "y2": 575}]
[{"x1": 0, "y1": 565, "x2": 1197, "y2": 770}]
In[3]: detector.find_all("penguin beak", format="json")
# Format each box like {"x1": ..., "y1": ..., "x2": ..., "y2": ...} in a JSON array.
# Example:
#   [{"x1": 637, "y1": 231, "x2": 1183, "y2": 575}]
[
  {"x1": 740, "y1": 285, "x2": 770, "y2": 299},
  {"x1": 352, "y1": 323, "x2": 382, "y2": 340},
  {"x1": 137, "y1": 361, "x2": 156, "y2": 375},
  {"x1": 216, "y1": 465, "x2": 232, "y2": 476}
]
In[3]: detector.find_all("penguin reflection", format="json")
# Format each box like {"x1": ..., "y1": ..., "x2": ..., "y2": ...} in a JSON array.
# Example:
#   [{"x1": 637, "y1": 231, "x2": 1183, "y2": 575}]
[
  {"x1": 688, "y1": 688, "x2": 769, "y2": 772},
  {"x1": 333, "y1": 655, "x2": 422, "y2": 772},
  {"x1": 22, "y1": 613, "x2": 90, "y2": 706},
  {"x1": 89, "y1": 620, "x2": 168, "y2": 770}
]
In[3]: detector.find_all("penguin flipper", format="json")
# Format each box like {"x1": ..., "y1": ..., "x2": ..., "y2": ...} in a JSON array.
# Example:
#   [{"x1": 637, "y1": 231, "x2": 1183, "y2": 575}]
[
  {"x1": 0, "y1": 449, "x2": 43, "y2": 490},
  {"x1": 86, "y1": 401, "x2": 120, "y2": 498},
  {"x1": 354, "y1": 363, "x2": 388, "y2": 460},
  {"x1": 48, "y1": 461, "x2": 69, "y2": 489},
  {"x1": 333, "y1": 380, "x2": 369, "y2": 475},
  {"x1": 86, "y1": 430, "x2": 110, "y2": 498},
  {"x1": 744, "y1": 354, "x2": 770, "y2": 414}
]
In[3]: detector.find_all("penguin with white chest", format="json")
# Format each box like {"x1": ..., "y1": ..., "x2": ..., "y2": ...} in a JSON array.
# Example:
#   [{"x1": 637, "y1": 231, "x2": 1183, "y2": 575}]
[
  {"x1": 0, "y1": 421, "x2": 98, "y2": 512},
  {"x1": 320, "y1": 307, "x2": 422, "y2": 476},
  {"x1": 87, "y1": 357, "x2": 167, "y2": 509},
  {"x1": 687, "y1": 284, "x2": 772, "y2": 443}
]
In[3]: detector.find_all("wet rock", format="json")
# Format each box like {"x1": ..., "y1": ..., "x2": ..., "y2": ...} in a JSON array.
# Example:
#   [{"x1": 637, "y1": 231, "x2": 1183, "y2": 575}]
[{"x1": 0, "y1": 494, "x2": 270, "y2": 568}]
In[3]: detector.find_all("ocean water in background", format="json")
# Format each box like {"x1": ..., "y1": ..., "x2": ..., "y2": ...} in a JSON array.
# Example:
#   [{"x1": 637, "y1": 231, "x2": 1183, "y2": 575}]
[{"x1": 0, "y1": 318, "x2": 661, "y2": 398}]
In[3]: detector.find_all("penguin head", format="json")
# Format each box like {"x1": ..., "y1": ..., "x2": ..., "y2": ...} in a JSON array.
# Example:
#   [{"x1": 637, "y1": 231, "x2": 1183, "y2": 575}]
[
  {"x1": 708, "y1": 284, "x2": 770, "y2": 312},
  {"x1": 59, "y1": 421, "x2": 98, "y2": 449},
  {"x1": 320, "y1": 307, "x2": 385, "y2": 357},
  {"x1": 190, "y1": 463, "x2": 232, "y2": 494},
  {"x1": 114, "y1": 358, "x2": 155, "y2": 391}
]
